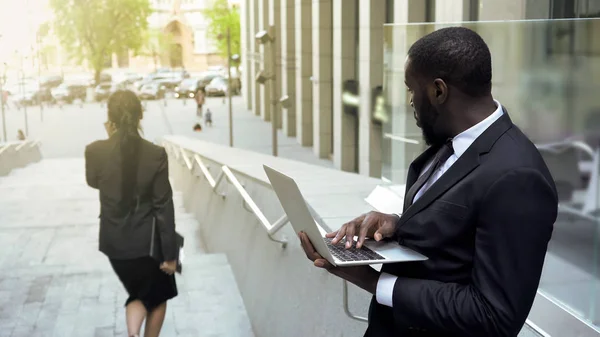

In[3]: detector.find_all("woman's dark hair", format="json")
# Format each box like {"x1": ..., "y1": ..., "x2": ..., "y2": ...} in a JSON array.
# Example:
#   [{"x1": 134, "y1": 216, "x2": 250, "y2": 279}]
[{"x1": 107, "y1": 90, "x2": 143, "y2": 216}]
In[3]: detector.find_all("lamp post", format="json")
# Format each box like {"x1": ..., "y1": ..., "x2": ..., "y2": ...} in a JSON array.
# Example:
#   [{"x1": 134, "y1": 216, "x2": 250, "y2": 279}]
[
  {"x1": 16, "y1": 51, "x2": 29, "y2": 137},
  {"x1": 0, "y1": 33, "x2": 6, "y2": 143},
  {"x1": 1, "y1": 62, "x2": 7, "y2": 143},
  {"x1": 219, "y1": 27, "x2": 235, "y2": 148},
  {"x1": 226, "y1": 27, "x2": 233, "y2": 147},
  {"x1": 255, "y1": 26, "x2": 280, "y2": 157},
  {"x1": 36, "y1": 33, "x2": 43, "y2": 122}
]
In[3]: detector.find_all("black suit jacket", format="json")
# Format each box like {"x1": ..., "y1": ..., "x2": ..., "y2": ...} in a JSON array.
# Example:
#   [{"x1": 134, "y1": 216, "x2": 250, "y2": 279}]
[
  {"x1": 85, "y1": 133, "x2": 178, "y2": 261},
  {"x1": 364, "y1": 113, "x2": 558, "y2": 337}
]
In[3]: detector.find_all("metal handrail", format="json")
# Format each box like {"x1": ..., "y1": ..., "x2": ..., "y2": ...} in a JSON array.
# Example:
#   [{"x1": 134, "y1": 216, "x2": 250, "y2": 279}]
[
  {"x1": 536, "y1": 139, "x2": 595, "y2": 158},
  {"x1": 15, "y1": 140, "x2": 32, "y2": 151},
  {"x1": 193, "y1": 154, "x2": 216, "y2": 187},
  {"x1": 524, "y1": 319, "x2": 551, "y2": 337},
  {"x1": 221, "y1": 165, "x2": 288, "y2": 248},
  {"x1": 179, "y1": 147, "x2": 193, "y2": 171},
  {"x1": 0, "y1": 143, "x2": 13, "y2": 156},
  {"x1": 343, "y1": 280, "x2": 368, "y2": 322}
]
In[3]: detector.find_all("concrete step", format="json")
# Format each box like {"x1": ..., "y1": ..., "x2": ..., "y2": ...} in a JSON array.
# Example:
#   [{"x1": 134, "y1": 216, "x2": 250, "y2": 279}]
[{"x1": 0, "y1": 158, "x2": 254, "y2": 337}]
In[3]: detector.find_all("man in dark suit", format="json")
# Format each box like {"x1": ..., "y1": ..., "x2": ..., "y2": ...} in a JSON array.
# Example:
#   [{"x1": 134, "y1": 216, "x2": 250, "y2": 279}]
[{"x1": 298, "y1": 27, "x2": 558, "y2": 337}]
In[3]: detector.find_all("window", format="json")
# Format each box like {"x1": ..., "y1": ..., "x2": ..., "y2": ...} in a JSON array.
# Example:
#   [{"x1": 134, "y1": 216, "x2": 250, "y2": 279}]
[
  {"x1": 469, "y1": 0, "x2": 479, "y2": 21},
  {"x1": 425, "y1": 0, "x2": 436, "y2": 22},
  {"x1": 385, "y1": 0, "x2": 394, "y2": 24}
]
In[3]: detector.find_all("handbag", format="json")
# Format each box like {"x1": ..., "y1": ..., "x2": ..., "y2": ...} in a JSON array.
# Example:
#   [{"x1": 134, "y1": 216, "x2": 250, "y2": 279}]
[{"x1": 150, "y1": 217, "x2": 185, "y2": 274}]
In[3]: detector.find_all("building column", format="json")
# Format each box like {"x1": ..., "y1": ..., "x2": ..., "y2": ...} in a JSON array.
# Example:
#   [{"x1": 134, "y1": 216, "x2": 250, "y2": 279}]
[
  {"x1": 258, "y1": 0, "x2": 271, "y2": 121},
  {"x1": 434, "y1": 0, "x2": 471, "y2": 23},
  {"x1": 241, "y1": 0, "x2": 251, "y2": 110},
  {"x1": 332, "y1": 0, "x2": 357, "y2": 172},
  {"x1": 295, "y1": 0, "x2": 312, "y2": 146},
  {"x1": 280, "y1": 0, "x2": 296, "y2": 137},
  {"x1": 358, "y1": 0, "x2": 385, "y2": 177},
  {"x1": 269, "y1": 0, "x2": 282, "y2": 128},
  {"x1": 251, "y1": 0, "x2": 261, "y2": 116},
  {"x1": 312, "y1": 0, "x2": 333, "y2": 158}
]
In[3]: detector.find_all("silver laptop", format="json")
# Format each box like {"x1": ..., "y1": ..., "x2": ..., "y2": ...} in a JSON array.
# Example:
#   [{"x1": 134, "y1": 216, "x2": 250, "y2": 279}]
[{"x1": 264, "y1": 165, "x2": 428, "y2": 267}]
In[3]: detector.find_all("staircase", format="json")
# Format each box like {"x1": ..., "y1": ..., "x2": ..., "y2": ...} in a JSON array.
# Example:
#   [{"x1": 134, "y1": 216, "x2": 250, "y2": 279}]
[{"x1": 0, "y1": 159, "x2": 254, "y2": 337}]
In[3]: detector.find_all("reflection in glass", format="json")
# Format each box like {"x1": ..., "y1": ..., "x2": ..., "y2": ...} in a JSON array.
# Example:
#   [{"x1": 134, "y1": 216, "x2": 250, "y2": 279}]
[{"x1": 383, "y1": 18, "x2": 600, "y2": 329}]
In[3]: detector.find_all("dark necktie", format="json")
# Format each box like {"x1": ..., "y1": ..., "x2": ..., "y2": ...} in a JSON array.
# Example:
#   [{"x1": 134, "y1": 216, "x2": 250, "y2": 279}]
[{"x1": 403, "y1": 141, "x2": 454, "y2": 211}]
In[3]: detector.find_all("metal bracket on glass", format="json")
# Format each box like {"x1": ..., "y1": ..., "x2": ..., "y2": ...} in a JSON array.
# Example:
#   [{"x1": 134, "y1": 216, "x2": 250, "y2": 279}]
[
  {"x1": 221, "y1": 166, "x2": 288, "y2": 248},
  {"x1": 343, "y1": 280, "x2": 368, "y2": 322},
  {"x1": 212, "y1": 169, "x2": 227, "y2": 199}
]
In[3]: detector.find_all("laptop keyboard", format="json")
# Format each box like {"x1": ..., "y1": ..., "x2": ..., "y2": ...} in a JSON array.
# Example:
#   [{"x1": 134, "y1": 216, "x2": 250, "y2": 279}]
[{"x1": 324, "y1": 237, "x2": 384, "y2": 262}]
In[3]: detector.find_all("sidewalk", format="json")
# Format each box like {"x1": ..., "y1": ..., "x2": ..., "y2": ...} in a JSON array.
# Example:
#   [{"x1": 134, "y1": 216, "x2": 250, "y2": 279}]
[
  {"x1": 1, "y1": 96, "x2": 335, "y2": 169},
  {"x1": 157, "y1": 96, "x2": 334, "y2": 168}
]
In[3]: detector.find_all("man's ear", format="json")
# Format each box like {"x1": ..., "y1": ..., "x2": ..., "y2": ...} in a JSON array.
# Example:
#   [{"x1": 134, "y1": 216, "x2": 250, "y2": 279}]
[{"x1": 432, "y1": 78, "x2": 448, "y2": 104}]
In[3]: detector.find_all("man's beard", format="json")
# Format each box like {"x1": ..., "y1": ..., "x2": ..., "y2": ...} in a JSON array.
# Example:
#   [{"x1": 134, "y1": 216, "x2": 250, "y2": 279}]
[{"x1": 416, "y1": 101, "x2": 445, "y2": 147}]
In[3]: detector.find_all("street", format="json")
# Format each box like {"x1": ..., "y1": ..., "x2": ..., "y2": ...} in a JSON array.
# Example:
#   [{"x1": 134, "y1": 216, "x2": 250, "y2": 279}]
[{"x1": 0, "y1": 96, "x2": 333, "y2": 168}]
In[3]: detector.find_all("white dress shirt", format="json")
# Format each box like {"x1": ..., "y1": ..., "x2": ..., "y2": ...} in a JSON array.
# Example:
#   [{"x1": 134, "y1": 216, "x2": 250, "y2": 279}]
[{"x1": 376, "y1": 100, "x2": 505, "y2": 308}]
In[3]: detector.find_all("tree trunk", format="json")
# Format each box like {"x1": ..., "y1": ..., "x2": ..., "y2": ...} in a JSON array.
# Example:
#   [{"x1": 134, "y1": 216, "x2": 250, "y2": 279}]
[{"x1": 94, "y1": 68, "x2": 102, "y2": 86}]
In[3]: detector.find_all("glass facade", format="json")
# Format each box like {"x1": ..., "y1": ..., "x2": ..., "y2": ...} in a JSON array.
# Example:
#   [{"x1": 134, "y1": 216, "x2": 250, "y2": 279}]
[{"x1": 382, "y1": 18, "x2": 600, "y2": 328}]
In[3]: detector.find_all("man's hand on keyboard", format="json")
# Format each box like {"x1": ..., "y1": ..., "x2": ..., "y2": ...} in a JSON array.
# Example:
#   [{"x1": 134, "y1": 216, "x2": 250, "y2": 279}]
[
  {"x1": 298, "y1": 231, "x2": 379, "y2": 294},
  {"x1": 326, "y1": 211, "x2": 398, "y2": 249}
]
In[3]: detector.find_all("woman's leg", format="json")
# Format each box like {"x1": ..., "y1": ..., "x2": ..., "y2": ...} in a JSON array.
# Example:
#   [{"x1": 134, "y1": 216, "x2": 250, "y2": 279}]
[
  {"x1": 144, "y1": 302, "x2": 167, "y2": 337},
  {"x1": 126, "y1": 300, "x2": 147, "y2": 337}
]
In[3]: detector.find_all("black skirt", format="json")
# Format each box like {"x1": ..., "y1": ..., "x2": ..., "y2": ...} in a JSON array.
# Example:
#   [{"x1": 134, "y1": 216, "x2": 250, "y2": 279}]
[{"x1": 109, "y1": 256, "x2": 178, "y2": 312}]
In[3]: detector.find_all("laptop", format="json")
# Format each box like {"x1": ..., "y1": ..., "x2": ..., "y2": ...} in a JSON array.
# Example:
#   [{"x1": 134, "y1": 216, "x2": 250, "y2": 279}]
[{"x1": 264, "y1": 165, "x2": 428, "y2": 267}]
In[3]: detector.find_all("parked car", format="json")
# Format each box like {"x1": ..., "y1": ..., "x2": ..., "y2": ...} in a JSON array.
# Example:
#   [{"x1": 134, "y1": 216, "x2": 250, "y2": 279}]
[
  {"x1": 138, "y1": 82, "x2": 165, "y2": 100},
  {"x1": 14, "y1": 84, "x2": 53, "y2": 106},
  {"x1": 94, "y1": 83, "x2": 113, "y2": 101},
  {"x1": 174, "y1": 78, "x2": 202, "y2": 98},
  {"x1": 205, "y1": 76, "x2": 229, "y2": 97},
  {"x1": 40, "y1": 75, "x2": 64, "y2": 89},
  {"x1": 51, "y1": 82, "x2": 88, "y2": 104}
]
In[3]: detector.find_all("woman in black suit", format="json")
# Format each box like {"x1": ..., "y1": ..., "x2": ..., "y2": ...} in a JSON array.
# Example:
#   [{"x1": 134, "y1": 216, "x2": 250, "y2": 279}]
[{"x1": 85, "y1": 90, "x2": 178, "y2": 337}]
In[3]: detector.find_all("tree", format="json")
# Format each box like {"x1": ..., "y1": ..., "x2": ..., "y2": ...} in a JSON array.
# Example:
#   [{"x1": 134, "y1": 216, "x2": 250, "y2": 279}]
[
  {"x1": 137, "y1": 29, "x2": 175, "y2": 72},
  {"x1": 202, "y1": 0, "x2": 241, "y2": 60},
  {"x1": 49, "y1": 0, "x2": 152, "y2": 84}
]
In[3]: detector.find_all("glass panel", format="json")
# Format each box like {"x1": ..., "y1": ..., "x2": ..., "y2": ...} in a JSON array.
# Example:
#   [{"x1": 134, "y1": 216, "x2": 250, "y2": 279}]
[{"x1": 383, "y1": 18, "x2": 600, "y2": 329}]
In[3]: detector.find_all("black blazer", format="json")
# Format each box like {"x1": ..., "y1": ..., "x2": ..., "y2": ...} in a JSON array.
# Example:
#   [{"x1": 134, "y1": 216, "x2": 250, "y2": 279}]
[
  {"x1": 85, "y1": 133, "x2": 178, "y2": 261},
  {"x1": 364, "y1": 113, "x2": 558, "y2": 337}
]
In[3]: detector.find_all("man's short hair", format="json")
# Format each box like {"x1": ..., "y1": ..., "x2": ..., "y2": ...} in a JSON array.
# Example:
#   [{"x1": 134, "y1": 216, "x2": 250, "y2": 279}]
[{"x1": 408, "y1": 27, "x2": 492, "y2": 97}]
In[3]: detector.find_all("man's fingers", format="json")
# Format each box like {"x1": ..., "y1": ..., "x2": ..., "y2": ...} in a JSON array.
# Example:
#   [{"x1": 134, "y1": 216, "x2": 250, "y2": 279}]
[
  {"x1": 345, "y1": 223, "x2": 356, "y2": 249},
  {"x1": 314, "y1": 258, "x2": 332, "y2": 269},
  {"x1": 325, "y1": 230, "x2": 338, "y2": 238},
  {"x1": 298, "y1": 231, "x2": 320, "y2": 261},
  {"x1": 374, "y1": 219, "x2": 396, "y2": 241},
  {"x1": 356, "y1": 214, "x2": 378, "y2": 248},
  {"x1": 331, "y1": 224, "x2": 348, "y2": 244}
]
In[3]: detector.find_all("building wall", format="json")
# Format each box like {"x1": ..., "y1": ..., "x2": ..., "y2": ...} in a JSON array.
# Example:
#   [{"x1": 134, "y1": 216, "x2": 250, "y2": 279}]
[{"x1": 240, "y1": 0, "x2": 567, "y2": 178}]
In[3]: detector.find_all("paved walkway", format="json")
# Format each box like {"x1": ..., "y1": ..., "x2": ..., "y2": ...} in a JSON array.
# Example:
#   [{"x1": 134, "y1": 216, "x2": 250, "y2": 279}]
[
  {"x1": 0, "y1": 159, "x2": 254, "y2": 337},
  {"x1": 0, "y1": 96, "x2": 333, "y2": 168}
]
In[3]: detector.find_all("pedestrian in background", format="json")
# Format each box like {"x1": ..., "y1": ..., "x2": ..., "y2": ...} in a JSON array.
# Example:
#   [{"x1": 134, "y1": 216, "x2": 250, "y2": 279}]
[
  {"x1": 195, "y1": 87, "x2": 205, "y2": 118},
  {"x1": 17, "y1": 129, "x2": 26, "y2": 141},
  {"x1": 204, "y1": 108, "x2": 212, "y2": 127},
  {"x1": 85, "y1": 90, "x2": 180, "y2": 337}
]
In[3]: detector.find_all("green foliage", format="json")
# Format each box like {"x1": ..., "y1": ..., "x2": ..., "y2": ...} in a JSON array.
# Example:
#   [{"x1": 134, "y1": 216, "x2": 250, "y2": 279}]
[
  {"x1": 202, "y1": 0, "x2": 241, "y2": 60},
  {"x1": 49, "y1": 0, "x2": 152, "y2": 83}
]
